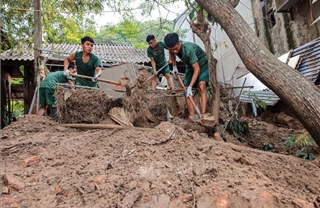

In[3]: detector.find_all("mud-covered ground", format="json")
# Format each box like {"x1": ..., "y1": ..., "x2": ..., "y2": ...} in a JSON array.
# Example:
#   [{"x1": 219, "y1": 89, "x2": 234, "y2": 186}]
[
  {"x1": 1, "y1": 114, "x2": 320, "y2": 208},
  {"x1": 1, "y1": 70, "x2": 320, "y2": 207}
]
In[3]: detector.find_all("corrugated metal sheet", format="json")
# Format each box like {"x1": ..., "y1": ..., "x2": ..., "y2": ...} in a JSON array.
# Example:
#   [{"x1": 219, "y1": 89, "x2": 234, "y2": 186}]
[
  {"x1": 240, "y1": 38, "x2": 319, "y2": 111},
  {"x1": 240, "y1": 90, "x2": 280, "y2": 106},
  {"x1": 240, "y1": 90, "x2": 281, "y2": 116},
  {"x1": 0, "y1": 43, "x2": 150, "y2": 63},
  {"x1": 275, "y1": 0, "x2": 300, "y2": 12},
  {"x1": 291, "y1": 38, "x2": 320, "y2": 83}
]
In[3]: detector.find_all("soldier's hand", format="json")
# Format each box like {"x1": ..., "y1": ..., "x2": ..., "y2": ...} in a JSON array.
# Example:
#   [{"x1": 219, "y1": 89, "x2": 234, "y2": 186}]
[
  {"x1": 92, "y1": 75, "x2": 99, "y2": 82},
  {"x1": 63, "y1": 69, "x2": 70, "y2": 76}
]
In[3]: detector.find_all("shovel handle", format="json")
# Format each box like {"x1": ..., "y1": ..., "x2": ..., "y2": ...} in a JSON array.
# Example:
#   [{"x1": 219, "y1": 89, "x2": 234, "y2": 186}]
[
  {"x1": 177, "y1": 75, "x2": 202, "y2": 119},
  {"x1": 143, "y1": 63, "x2": 169, "y2": 84},
  {"x1": 70, "y1": 73, "x2": 121, "y2": 85}
]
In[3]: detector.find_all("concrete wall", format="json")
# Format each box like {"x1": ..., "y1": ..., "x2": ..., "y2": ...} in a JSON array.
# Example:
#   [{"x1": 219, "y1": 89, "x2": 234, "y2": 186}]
[
  {"x1": 99, "y1": 63, "x2": 137, "y2": 98},
  {"x1": 252, "y1": 0, "x2": 320, "y2": 56}
]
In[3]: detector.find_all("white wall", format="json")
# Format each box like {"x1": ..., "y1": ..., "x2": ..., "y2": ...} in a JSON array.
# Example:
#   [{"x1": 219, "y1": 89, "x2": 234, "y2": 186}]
[
  {"x1": 99, "y1": 63, "x2": 137, "y2": 98},
  {"x1": 174, "y1": 0, "x2": 268, "y2": 96}
]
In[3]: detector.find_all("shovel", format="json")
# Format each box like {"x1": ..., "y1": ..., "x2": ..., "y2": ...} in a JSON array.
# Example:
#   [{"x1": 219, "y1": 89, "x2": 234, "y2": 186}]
[
  {"x1": 70, "y1": 73, "x2": 129, "y2": 91},
  {"x1": 143, "y1": 63, "x2": 169, "y2": 84},
  {"x1": 177, "y1": 75, "x2": 202, "y2": 119}
]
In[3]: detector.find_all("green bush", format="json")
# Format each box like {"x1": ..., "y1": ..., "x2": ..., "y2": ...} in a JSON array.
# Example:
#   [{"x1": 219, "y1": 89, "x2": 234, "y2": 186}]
[
  {"x1": 282, "y1": 134, "x2": 316, "y2": 160},
  {"x1": 224, "y1": 113, "x2": 248, "y2": 138}
]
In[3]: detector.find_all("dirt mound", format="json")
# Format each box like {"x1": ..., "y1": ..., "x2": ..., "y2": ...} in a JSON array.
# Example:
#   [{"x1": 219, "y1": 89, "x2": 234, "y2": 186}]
[
  {"x1": 55, "y1": 86, "x2": 125, "y2": 124},
  {"x1": 1, "y1": 116, "x2": 320, "y2": 208},
  {"x1": 1, "y1": 68, "x2": 319, "y2": 207},
  {"x1": 54, "y1": 71, "x2": 172, "y2": 126}
]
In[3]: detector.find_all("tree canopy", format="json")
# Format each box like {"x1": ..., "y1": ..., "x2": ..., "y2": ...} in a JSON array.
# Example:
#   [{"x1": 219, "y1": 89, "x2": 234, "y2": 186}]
[
  {"x1": 95, "y1": 18, "x2": 187, "y2": 48},
  {"x1": 0, "y1": 0, "x2": 106, "y2": 51},
  {"x1": 1, "y1": 0, "x2": 187, "y2": 51}
]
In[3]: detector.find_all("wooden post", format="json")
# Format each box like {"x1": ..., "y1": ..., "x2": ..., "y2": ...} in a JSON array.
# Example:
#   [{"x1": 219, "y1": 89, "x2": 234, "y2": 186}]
[{"x1": 33, "y1": 0, "x2": 41, "y2": 114}]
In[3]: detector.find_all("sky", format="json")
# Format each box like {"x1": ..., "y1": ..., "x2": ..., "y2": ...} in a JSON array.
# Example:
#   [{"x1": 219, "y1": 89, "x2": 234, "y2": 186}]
[{"x1": 94, "y1": 1, "x2": 187, "y2": 29}]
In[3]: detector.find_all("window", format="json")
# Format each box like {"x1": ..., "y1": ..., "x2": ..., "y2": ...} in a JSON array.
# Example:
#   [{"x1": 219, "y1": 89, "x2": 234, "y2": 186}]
[{"x1": 267, "y1": 10, "x2": 276, "y2": 28}]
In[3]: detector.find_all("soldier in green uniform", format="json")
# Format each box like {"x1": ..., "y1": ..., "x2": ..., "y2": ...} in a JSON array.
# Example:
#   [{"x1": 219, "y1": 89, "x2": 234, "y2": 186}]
[
  {"x1": 164, "y1": 32, "x2": 209, "y2": 122},
  {"x1": 63, "y1": 36, "x2": 102, "y2": 87},
  {"x1": 146, "y1": 34, "x2": 174, "y2": 90},
  {"x1": 38, "y1": 64, "x2": 76, "y2": 117}
]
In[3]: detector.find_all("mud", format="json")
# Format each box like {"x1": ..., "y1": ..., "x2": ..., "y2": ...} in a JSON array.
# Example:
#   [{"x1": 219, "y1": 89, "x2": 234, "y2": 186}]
[
  {"x1": 1, "y1": 114, "x2": 320, "y2": 208},
  {"x1": 1, "y1": 69, "x2": 320, "y2": 207}
]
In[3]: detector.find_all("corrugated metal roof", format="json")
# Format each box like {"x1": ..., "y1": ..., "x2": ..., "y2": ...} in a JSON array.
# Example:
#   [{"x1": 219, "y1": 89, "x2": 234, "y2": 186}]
[
  {"x1": 0, "y1": 43, "x2": 150, "y2": 63},
  {"x1": 239, "y1": 38, "x2": 319, "y2": 114},
  {"x1": 240, "y1": 90, "x2": 280, "y2": 106},
  {"x1": 291, "y1": 38, "x2": 320, "y2": 83},
  {"x1": 240, "y1": 90, "x2": 281, "y2": 116}
]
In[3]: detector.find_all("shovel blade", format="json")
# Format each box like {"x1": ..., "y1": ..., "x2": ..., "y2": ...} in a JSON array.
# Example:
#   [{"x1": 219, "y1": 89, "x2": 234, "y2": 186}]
[{"x1": 113, "y1": 77, "x2": 129, "y2": 92}]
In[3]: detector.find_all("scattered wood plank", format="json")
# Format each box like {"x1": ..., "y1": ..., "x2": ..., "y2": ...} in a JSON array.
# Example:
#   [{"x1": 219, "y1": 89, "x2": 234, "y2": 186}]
[{"x1": 60, "y1": 123, "x2": 152, "y2": 131}]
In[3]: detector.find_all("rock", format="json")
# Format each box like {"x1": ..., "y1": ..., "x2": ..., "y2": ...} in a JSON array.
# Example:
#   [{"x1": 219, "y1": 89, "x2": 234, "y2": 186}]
[{"x1": 2, "y1": 174, "x2": 25, "y2": 191}]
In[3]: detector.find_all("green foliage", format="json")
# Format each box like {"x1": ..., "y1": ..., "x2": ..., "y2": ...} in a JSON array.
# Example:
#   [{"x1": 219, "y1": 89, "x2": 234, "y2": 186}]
[
  {"x1": 5, "y1": 101, "x2": 24, "y2": 119},
  {"x1": 224, "y1": 113, "x2": 248, "y2": 138},
  {"x1": 296, "y1": 149, "x2": 316, "y2": 160},
  {"x1": 295, "y1": 134, "x2": 314, "y2": 147},
  {"x1": 95, "y1": 18, "x2": 187, "y2": 47},
  {"x1": 206, "y1": 87, "x2": 213, "y2": 101},
  {"x1": 282, "y1": 136, "x2": 296, "y2": 147},
  {"x1": 247, "y1": 91, "x2": 268, "y2": 111},
  {"x1": 11, "y1": 101, "x2": 24, "y2": 118},
  {"x1": 262, "y1": 143, "x2": 274, "y2": 151},
  {"x1": 255, "y1": 100, "x2": 268, "y2": 110},
  {"x1": 1, "y1": 0, "x2": 106, "y2": 49},
  {"x1": 186, "y1": 2, "x2": 216, "y2": 25},
  {"x1": 282, "y1": 134, "x2": 316, "y2": 160},
  {"x1": 11, "y1": 78, "x2": 24, "y2": 85}
]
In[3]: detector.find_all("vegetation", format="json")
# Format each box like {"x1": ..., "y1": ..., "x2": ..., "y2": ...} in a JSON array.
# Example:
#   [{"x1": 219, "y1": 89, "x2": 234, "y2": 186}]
[
  {"x1": 1, "y1": 0, "x2": 187, "y2": 51},
  {"x1": 255, "y1": 99, "x2": 268, "y2": 110},
  {"x1": 224, "y1": 113, "x2": 248, "y2": 138},
  {"x1": 262, "y1": 143, "x2": 275, "y2": 151},
  {"x1": 282, "y1": 135, "x2": 316, "y2": 160},
  {"x1": 10, "y1": 101, "x2": 24, "y2": 118},
  {"x1": 95, "y1": 18, "x2": 187, "y2": 48},
  {"x1": 1, "y1": 0, "x2": 106, "y2": 51}
]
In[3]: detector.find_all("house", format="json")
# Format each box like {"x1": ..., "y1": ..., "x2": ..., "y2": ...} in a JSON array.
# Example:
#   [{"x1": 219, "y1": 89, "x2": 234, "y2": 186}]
[{"x1": 252, "y1": 0, "x2": 320, "y2": 56}]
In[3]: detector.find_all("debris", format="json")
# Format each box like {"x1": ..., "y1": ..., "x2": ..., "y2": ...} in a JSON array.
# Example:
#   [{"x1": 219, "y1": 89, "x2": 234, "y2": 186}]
[{"x1": 2, "y1": 174, "x2": 25, "y2": 191}]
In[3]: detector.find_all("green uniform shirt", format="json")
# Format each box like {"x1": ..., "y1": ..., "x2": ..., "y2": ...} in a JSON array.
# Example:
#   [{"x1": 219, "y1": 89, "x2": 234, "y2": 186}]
[
  {"x1": 177, "y1": 41, "x2": 209, "y2": 86},
  {"x1": 177, "y1": 41, "x2": 208, "y2": 73},
  {"x1": 40, "y1": 71, "x2": 72, "y2": 89},
  {"x1": 74, "y1": 51, "x2": 102, "y2": 87},
  {"x1": 147, "y1": 41, "x2": 168, "y2": 68}
]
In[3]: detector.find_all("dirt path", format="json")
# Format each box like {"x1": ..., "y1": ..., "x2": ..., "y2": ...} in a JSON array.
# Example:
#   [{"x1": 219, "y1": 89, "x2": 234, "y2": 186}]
[{"x1": 1, "y1": 115, "x2": 319, "y2": 208}]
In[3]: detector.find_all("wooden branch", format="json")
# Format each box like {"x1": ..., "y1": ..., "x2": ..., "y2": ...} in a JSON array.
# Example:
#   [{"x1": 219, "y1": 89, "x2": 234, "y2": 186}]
[{"x1": 60, "y1": 124, "x2": 152, "y2": 131}]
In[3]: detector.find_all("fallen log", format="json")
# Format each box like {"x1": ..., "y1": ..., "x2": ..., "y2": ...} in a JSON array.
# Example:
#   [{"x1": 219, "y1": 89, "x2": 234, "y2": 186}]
[{"x1": 60, "y1": 123, "x2": 152, "y2": 131}]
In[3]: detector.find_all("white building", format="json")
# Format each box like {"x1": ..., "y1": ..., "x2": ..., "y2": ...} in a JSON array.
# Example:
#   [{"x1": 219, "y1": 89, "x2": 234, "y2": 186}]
[{"x1": 173, "y1": 0, "x2": 269, "y2": 97}]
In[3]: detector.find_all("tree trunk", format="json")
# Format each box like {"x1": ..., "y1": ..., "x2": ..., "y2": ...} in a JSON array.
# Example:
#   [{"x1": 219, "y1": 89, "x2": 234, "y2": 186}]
[
  {"x1": 195, "y1": 0, "x2": 320, "y2": 146},
  {"x1": 34, "y1": 0, "x2": 42, "y2": 114},
  {"x1": 189, "y1": 9, "x2": 220, "y2": 123}
]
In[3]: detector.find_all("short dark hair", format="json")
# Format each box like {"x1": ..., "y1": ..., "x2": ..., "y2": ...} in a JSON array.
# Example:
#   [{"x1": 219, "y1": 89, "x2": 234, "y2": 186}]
[
  {"x1": 81, "y1": 36, "x2": 94, "y2": 44},
  {"x1": 146, "y1": 35, "x2": 155, "y2": 42},
  {"x1": 68, "y1": 63, "x2": 75, "y2": 69},
  {"x1": 164, "y1": 33, "x2": 179, "y2": 48}
]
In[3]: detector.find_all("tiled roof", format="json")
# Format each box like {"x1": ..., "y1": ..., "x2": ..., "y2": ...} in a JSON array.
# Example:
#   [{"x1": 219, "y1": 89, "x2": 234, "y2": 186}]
[{"x1": 0, "y1": 43, "x2": 150, "y2": 63}]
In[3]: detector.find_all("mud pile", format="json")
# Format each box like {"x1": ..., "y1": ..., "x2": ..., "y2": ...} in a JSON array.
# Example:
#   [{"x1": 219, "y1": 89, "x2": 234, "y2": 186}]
[
  {"x1": 54, "y1": 70, "x2": 176, "y2": 126},
  {"x1": 55, "y1": 86, "x2": 125, "y2": 124},
  {"x1": 1, "y1": 117, "x2": 320, "y2": 208}
]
